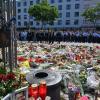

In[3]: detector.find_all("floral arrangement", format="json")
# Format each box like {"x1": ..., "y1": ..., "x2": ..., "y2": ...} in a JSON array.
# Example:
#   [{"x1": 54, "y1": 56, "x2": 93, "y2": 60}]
[
  {"x1": 79, "y1": 70, "x2": 87, "y2": 85},
  {"x1": 0, "y1": 66, "x2": 20, "y2": 98}
]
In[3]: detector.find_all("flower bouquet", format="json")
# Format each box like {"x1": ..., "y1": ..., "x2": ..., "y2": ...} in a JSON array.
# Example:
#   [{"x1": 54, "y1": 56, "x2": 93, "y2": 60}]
[{"x1": 0, "y1": 66, "x2": 20, "y2": 98}]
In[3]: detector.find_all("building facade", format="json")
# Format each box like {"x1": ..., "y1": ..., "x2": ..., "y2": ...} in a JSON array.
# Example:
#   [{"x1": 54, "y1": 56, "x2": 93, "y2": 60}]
[{"x1": 16, "y1": 0, "x2": 100, "y2": 29}]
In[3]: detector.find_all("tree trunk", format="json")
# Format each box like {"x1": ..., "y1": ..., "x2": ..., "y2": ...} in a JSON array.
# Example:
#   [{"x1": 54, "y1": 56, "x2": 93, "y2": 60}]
[
  {"x1": 41, "y1": 21, "x2": 46, "y2": 30},
  {"x1": 93, "y1": 20, "x2": 96, "y2": 31},
  {"x1": 41, "y1": 21, "x2": 44, "y2": 30}
]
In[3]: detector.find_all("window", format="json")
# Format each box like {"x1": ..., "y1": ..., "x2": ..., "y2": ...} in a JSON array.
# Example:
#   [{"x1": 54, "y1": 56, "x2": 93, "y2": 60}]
[
  {"x1": 58, "y1": 5, "x2": 62, "y2": 10},
  {"x1": 58, "y1": 13, "x2": 62, "y2": 18},
  {"x1": 74, "y1": 19, "x2": 79, "y2": 25},
  {"x1": 75, "y1": 4, "x2": 80, "y2": 9},
  {"x1": 67, "y1": 0, "x2": 71, "y2": 2},
  {"x1": 66, "y1": 12, "x2": 70, "y2": 17},
  {"x1": 17, "y1": 2, "x2": 21, "y2": 7},
  {"x1": 29, "y1": 16, "x2": 33, "y2": 19},
  {"x1": 30, "y1": 21, "x2": 33, "y2": 26},
  {"x1": 51, "y1": 0, "x2": 55, "y2": 3},
  {"x1": 58, "y1": 20, "x2": 62, "y2": 25},
  {"x1": 50, "y1": 22, "x2": 54, "y2": 25},
  {"x1": 30, "y1": 1, "x2": 33, "y2": 5},
  {"x1": 18, "y1": 9, "x2": 21, "y2": 13},
  {"x1": 23, "y1": 1, "x2": 27, "y2": 6},
  {"x1": 58, "y1": 0, "x2": 63, "y2": 3},
  {"x1": 24, "y1": 15, "x2": 27, "y2": 19},
  {"x1": 18, "y1": 15, "x2": 21, "y2": 20},
  {"x1": 24, "y1": 21, "x2": 27, "y2": 26},
  {"x1": 66, "y1": 20, "x2": 70, "y2": 25},
  {"x1": 24, "y1": 8, "x2": 27, "y2": 13},
  {"x1": 66, "y1": 5, "x2": 71, "y2": 10},
  {"x1": 36, "y1": 0, "x2": 40, "y2": 4},
  {"x1": 18, "y1": 22, "x2": 21, "y2": 26},
  {"x1": 84, "y1": 4, "x2": 90, "y2": 9},
  {"x1": 36, "y1": 22, "x2": 40, "y2": 26},
  {"x1": 74, "y1": 12, "x2": 79, "y2": 17}
]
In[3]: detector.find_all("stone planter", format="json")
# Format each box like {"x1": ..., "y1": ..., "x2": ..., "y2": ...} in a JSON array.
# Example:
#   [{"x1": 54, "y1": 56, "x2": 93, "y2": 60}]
[{"x1": 26, "y1": 70, "x2": 62, "y2": 100}]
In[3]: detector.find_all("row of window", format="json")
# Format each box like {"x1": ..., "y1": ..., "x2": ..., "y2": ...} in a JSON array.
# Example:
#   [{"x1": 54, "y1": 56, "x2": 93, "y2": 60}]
[
  {"x1": 17, "y1": 11, "x2": 79, "y2": 20},
  {"x1": 17, "y1": 0, "x2": 41, "y2": 7},
  {"x1": 17, "y1": 1, "x2": 27, "y2": 7},
  {"x1": 18, "y1": 15, "x2": 33, "y2": 20},
  {"x1": 17, "y1": 4, "x2": 80, "y2": 13},
  {"x1": 59, "y1": 12, "x2": 79, "y2": 18},
  {"x1": 17, "y1": 0, "x2": 80, "y2": 7},
  {"x1": 57, "y1": 20, "x2": 79, "y2": 25},
  {"x1": 51, "y1": 0, "x2": 80, "y2": 3},
  {"x1": 58, "y1": 4, "x2": 80, "y2": 10},
  {"x1": 17, "y1": 8, "x2": 27, "y2": 13},
  {"x1": 18, "y1": 19, "x2": 79, "y2": 26}
]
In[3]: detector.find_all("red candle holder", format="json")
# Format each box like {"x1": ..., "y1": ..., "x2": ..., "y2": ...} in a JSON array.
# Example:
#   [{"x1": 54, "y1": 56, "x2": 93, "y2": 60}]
[
  {"x1": 39, "y1": 80, "x2": 47, "y2": 100},
  {"x1": 28, "y1": 84, "x2": 38, "y2": 100}
]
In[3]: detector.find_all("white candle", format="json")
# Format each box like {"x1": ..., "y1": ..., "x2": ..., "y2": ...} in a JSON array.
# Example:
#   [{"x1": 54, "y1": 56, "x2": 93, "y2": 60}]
[{"x1": 97, "y1": 97, "x2": 100, "y2": 100}]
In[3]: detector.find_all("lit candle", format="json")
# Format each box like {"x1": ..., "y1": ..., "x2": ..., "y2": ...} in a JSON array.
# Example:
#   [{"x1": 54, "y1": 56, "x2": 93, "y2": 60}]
[
  {"x1": 39, "y1": 80, "x2": 47, "y2": 100},
  {"x1": 97, "y1": 98, "x2": 100, "y2": 100},
  {"x1": 28, "y1": 84, "x2": 38, "y2": 100}
]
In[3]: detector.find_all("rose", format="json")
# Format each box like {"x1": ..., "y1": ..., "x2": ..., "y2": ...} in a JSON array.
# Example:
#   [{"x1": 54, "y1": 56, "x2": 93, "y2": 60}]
[
  {"x1": 2, "y1": 75, "x2": 7, "y2": 81},
  {"x1": 0, "y1": 74, "x2": 4, "y2": 81},
  {"x1": 17, "y1": 57, "x2": 26, "y2": 62},
  {"x1": 7, "y1": 73, "x2": 15, "y2": 80},
  {"x1": 29, "y1": 47, "x2": 32, "y2": 50},
  {"x1": 0, "y1": 74, "x2": 8, "y2": 81}
]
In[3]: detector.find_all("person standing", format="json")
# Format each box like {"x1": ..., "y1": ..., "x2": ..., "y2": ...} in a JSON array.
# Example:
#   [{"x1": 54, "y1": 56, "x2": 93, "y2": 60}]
[
  {"x1": 56, "y1": 31, "x2": 62, "y2": 44},
  {"x1": 75, "y1": 31, "x2": 80, "y2": 42},
  {"x1": 23, "y1": 31, "x2": 28, "y2": 41},
  {"x1": 19, "y1": 32, "x2": 21, "y2": 41},
  {"x1": 63, "y1": 31, "x2": 68, "y2": 42},
  {"x1": 44, "y1": 31, "x2": 48, "y2": 43},
  {"x1": 20, "y1": 31, "x2": 25, "y2": 41},
  {"x1": 33, "y1": 31, "x2": 37, "y2": 42},
  {"x1": 88, "y1": 31, "x2": 93, "y2": 43},
  {"x1": 80, "y1": 31, "x2": 83, "y2": 43},
  {"x1": 93, "y1": 31, "x2": 100, "y2": 43},
  {"x1": 83, "y1": 31, "x2": 88, "y2": 42},
  {"x1": 51, "y1": 31, "x2": 55, "y2": 44}
]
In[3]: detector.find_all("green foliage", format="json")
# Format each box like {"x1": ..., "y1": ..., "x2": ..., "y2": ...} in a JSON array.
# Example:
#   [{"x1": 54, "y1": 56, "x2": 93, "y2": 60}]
[
  {"x1": 0, "y1": 67, "x2": 6, "y2": 74},
  {"x1": 82, "y1": 2, "x2": 100, "y2": 25},
  {"x1": 95, "y1": 3, "x2": 100, "y2": 20},
  {"x1": 48, "y1": 6, "x2": 58, "y2": 24},
  {"x1": 0, "y1": 67, "x2": 20, "y2": 98},
  {"x1": 28, "y1": 0, "x2": 58, "y2": 27},
  {"x1": 79, "y1": 70, "x2": 87, "y2": 85},
  {"x1": 82, "y1": 8, "x2": 96, "y2": 23},
  {"x1": 96, "y1": 3, "x2": 100, "y2": 11}
]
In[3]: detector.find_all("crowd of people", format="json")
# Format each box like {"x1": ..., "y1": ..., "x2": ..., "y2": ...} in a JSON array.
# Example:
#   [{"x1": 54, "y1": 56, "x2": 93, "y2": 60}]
[{"x1": 18, "y1": 30, "x2": 100, "y2": 43}]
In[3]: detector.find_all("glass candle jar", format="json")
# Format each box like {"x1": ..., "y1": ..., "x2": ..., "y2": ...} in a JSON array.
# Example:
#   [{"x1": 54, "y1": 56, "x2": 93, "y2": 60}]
[{"x1": 39, "y1": 80, "x2": 47, "y2": 100}]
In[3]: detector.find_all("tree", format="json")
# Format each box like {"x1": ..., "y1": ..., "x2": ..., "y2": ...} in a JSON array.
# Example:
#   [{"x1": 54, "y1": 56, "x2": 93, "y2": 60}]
[
  {"x1": 82, "y1": 7, "x2": 97, "y2": 27},
  {"x1": 82, "y1": 3, "x2": 100, "y2": 28},
  {"x1": 28, "y1": 0, "x2": 58, "y2": 29},
  {"x1": 48, "y1": 6, "x2": 59, "y2": 25},
  {"x1": 95, "y1": 3, "x2": 100, "y2": 20}
]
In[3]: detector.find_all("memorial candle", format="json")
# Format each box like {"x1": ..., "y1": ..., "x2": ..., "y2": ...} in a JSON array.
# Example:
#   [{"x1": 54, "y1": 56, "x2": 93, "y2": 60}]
[
  {"x1": 28, "y1": 84, "x2": 38, "y2": 100},
  {"x1": 39, "y1": 80, "x2": 47, "y2": 100}
]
